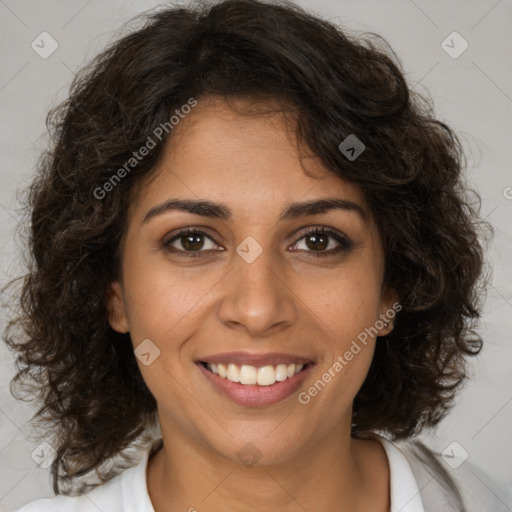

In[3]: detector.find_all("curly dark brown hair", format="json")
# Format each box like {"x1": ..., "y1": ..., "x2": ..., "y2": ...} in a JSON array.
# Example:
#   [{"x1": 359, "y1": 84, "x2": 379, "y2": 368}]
[{"x1": 2, "y1": 0, "x2": 491, "y2": 496}]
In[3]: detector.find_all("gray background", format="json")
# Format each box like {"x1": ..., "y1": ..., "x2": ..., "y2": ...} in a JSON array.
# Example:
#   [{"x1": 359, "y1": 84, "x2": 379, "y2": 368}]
[{"x1": 0, "y1": 0, "x2": 511, "y2": 510}]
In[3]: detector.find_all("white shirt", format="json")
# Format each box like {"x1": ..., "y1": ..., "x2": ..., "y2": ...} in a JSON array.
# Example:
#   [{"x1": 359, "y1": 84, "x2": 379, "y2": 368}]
[{"x1": 12, "y1": 435, "x2": 425, "y2": 512}]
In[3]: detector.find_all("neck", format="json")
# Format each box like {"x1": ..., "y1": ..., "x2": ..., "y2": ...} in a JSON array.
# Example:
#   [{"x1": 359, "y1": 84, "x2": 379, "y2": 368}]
[{"x1": 147, "y1": 423, "x2": 390, "y2": 512}]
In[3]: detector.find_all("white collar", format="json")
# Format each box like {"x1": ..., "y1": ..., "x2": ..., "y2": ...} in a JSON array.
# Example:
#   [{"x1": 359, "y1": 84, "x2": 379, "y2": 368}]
[{"x1": 376, "y1": 434, "x2": 426, "y2": 512}]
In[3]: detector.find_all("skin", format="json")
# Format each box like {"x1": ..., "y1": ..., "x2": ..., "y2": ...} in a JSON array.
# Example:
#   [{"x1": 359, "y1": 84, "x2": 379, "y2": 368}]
[{"x1": 106, "y1": 96, "x2": 397, "y2": 512}]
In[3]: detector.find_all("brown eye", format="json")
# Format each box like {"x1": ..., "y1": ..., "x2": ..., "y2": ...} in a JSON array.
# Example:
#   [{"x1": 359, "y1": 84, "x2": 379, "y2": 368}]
[
  {"x1": 304, "y1": 232, "x2": 329, "y2": 251},
  {"x1": 162, "y1": 228, "x2": 222, "y2": 257},
  {"x1": 179, "y1": 232, "x2": 206, "y2": 251},
  {"x1": 290, "y1": 227, "x2": 353, "y2": 257}
]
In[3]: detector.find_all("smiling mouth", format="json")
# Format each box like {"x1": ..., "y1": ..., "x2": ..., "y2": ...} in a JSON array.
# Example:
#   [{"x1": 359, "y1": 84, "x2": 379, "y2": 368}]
[{"x1": 199, "y1": 361, "x2": 313, "y2": 386}]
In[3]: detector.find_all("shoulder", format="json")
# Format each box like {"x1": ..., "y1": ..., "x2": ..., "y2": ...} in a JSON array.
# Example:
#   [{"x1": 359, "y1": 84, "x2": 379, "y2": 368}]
[
  {"x1": 11, "y1": 439, "x2": 160, "y2": 512},
  {"x1": 395, "y1": 438, "x2": 509, "y2": 512},
  {"x1": 12, "y1": 464, "x2": 126, "y2": 512}
]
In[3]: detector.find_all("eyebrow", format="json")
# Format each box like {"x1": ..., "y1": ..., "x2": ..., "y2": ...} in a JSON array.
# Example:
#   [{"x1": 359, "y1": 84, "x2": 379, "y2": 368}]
[{"x1": 142, "y1": 197, "x2": 367, "y2": 225}]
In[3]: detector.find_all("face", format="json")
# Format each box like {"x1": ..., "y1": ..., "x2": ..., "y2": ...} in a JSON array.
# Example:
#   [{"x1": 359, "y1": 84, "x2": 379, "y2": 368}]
[{"x1": 106, "y1": 96, "x2": 396, "y2": 465}]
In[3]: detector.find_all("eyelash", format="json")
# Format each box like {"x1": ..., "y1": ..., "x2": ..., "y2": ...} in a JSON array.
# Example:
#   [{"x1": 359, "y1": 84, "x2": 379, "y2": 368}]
[{"x1": 161, "y1": 226, "x2": 353, "y2": 258}]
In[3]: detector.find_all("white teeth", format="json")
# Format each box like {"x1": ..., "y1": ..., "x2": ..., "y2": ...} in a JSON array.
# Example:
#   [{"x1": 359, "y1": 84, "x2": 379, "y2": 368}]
[
  {"x1": 239, "y1": 365, "x2": 257, "y2": 385},
  {"x1": 275, "y1": 364, "x2": 288, "y2": 381},
  {"x1": 204, "y1": 362, "x2": 308, "y2": 386},
  {"x1": 217, "y1": 363, "x2": 227, "y2": 378},
  {"x1": 257, "y1": 366, "x2": 276, "y2": 386},
  {"x1": 227, "y1": 363, "x2": 240, "y2": 383}
]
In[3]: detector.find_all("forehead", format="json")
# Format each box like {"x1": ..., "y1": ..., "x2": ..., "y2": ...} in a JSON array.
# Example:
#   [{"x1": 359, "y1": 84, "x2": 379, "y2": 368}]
[{"x1": 128, "y1": 96, "x2": 370, "y2": 223}]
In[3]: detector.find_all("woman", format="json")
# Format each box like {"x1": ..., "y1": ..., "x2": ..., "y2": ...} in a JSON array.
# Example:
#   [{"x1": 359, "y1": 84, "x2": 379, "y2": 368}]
[{"x1": 3, "y1": 0, "x2": 497, "y2": 510}]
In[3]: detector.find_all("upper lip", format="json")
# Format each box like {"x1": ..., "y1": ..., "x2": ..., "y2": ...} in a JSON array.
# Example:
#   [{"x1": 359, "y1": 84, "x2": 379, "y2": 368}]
[{"x1": 197, "y1": 352, "x2": 314, "y2": 367}]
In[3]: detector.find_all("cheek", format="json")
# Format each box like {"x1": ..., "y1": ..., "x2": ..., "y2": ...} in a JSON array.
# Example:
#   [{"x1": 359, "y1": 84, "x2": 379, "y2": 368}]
[
  {"x1": 121, "y1": 253, "x2": 219, "y2": 340},
  {"x1": 307, "y1": 266, "x2": 383, "y2": 337},
  {"x1": 298, "y1": 258, "x2": 383, "y2": 389}
]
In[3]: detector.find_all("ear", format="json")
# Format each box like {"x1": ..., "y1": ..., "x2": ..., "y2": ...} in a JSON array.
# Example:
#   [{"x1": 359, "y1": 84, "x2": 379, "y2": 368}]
[
  {"x1": 105, "y1": 281, "x2": 129, "y2": 333},
  {"x1": 377, "y1": 287, "x2": 400, "y2": 337}
]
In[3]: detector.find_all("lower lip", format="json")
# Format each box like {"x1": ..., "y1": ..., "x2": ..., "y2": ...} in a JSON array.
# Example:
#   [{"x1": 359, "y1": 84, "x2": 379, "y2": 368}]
[{"x1": 197, "y1": 362, "x2": 314, "y2": 407}]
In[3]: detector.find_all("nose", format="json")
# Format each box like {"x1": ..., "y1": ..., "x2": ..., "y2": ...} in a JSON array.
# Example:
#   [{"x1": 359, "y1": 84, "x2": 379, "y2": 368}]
[{"x1": 217, "y1": 244, "x2": 298, "y2": 337}]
